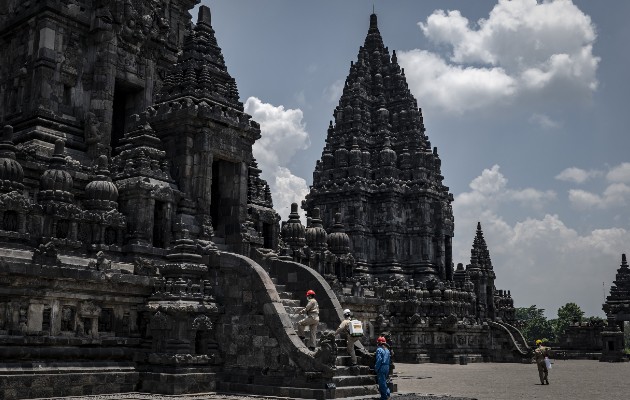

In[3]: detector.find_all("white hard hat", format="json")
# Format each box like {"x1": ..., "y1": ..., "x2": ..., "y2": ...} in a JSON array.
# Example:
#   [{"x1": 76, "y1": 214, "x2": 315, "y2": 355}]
[{"x1": 343, "y1": 309, "x2": 351, "y2": 316}]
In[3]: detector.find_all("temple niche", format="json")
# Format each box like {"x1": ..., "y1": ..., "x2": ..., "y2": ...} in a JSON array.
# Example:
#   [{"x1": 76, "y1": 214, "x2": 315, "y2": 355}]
[{"x1": 0, "y1": 3, "x2": 527, "y2": 400}]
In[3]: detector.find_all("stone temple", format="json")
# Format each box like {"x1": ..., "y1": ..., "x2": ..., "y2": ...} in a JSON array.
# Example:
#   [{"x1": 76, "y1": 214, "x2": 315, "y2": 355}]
[
  {"x1": 0, "y1": 2, "x2": 528, "y2": 400},
  {"x1": 601, "y1": 254, "x2": 630, "y2": 362}
]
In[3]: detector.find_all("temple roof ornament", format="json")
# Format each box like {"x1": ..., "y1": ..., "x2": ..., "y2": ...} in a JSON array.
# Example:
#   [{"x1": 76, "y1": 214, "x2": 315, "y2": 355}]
[
  {"x1": 281, "y1": 203, "x2": 306, "y2": 250},
  {"x1": 305, "y1": 207, "x2": 328, "y2": 251},
  {"x1": 85, "y1": 155, "x2": 119, "y2": 211},
  {"x1": 39, "y1": 140, "x2": 74, "y2": 203},
  {"x1": 468, "y1": 222, "x2": 493, "y2": 272},
  {"x1": 112, "y1": 115, "x2": 172, "y2": 183},
  {"x1": 0, "y1": 125, "x2": 24, "y2": 193},
  {"x1": 157, "y1": 6, "x2": 242, "y2": 111},
  {"x1": 327, "y1": 213, "x2": 350, "y2": 255}
]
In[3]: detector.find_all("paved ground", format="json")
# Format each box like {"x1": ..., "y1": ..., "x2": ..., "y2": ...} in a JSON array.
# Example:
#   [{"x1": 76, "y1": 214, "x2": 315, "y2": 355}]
[
  {"x1": 28, "y1": 360, "x2": 630, "y2": 400},
  {"x1": 394, "y1": 359, "x2": 630, "y2": 400}
]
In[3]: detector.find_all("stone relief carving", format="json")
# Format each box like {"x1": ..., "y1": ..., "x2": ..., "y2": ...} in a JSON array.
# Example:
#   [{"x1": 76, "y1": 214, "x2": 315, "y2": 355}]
[{"x1": 191, "y1": 314, "x2": 212, "y2": 331}]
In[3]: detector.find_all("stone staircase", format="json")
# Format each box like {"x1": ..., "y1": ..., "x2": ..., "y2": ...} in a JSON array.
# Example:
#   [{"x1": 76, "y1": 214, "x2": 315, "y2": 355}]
[
  {"x1": 273, "y1": 278, "x2": 379, "y2": 398},
  {"x1": 490, "y1": 320, "x2": 531, "y2": 358}
]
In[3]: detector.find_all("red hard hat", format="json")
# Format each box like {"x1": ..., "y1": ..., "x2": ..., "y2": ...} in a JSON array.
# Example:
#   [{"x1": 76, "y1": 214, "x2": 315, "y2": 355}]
[
  {"x1": 377, "y1": 336, "x2": 387, "y2": 344},
  {"x1": 306, "y1": 289, "x2": 316, "y2": 296}
]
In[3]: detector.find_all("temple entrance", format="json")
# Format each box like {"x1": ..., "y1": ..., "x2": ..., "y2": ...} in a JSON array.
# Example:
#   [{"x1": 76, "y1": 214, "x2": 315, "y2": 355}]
[
  {"x1": 153, "y1": 201, "x2": 167, "y2": 248},
  {"x1": 263, "y1": 222, "x2": 273, "y2": 248},
  {"x1": 210, "y1": 159, "x2": 242, "y2": 242},
  {"x1": 111, "y1": 81, "x2": 143, "y2": 150}
]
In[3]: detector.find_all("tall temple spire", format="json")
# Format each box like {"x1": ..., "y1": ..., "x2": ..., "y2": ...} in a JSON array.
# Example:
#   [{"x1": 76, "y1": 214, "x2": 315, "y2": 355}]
[
  {"x1": 370, "y1": 12, "x2": 378, "y2": 30},
  {"x1": 304, "y1": 13, "x2": 454, "y2": 281},
  {"x1": 471, "y1": 222, "x2": 493, "y2": 271},
  {"x1": 157, "y1": 5, "x2": 242, "y2": 111}
]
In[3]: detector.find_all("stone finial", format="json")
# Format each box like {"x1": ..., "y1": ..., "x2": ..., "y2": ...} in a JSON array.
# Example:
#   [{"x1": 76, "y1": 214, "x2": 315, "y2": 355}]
[
  {"x1": 97, "y1": 154, "x2": 108, "y2": 170},
  {"x1": 54, "y1": 139, "x2": 65, "y2": 156},
  {"x1": 370, "y1": 13, "x2": 378, "y2": 30},
  {"x1": 312, "y1": 207, "x2": 321, "y2": 219},
  {"x1": 622, "y1": 254, "x2": 628, "y2": 268},
  {"x1": 3, "y1": 125, "x2": 13, "y2": 142},
  {"x1": 198, "y1": 5, "x2": 212, "y2": 26}
]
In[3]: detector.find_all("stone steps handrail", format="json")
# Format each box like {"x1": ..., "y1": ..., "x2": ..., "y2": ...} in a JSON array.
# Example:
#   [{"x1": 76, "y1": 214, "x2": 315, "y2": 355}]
[
  {"x1": 488, "y1": 320, "x2": 528, "y2": 356},
  {"x1": 253, "y1": 250, "x2": 370, "y2": 361},
  {"x1": 214, "y1": 251, "x2": 336, "y2": 375},
  {"x1": 500, "y1": 321, "x2": 531, "y2": 351}
]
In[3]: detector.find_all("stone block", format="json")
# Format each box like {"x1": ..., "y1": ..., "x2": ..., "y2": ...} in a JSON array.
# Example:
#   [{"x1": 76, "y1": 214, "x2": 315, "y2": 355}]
[{"x1": 39, "y1": 27, "x2": 56, "y2": 50}]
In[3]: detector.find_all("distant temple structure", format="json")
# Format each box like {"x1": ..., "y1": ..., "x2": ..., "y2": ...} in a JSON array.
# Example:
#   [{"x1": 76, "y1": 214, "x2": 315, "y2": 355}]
[
  {"x1": 0, "y1": 2, "x2": 527, "y2": 399},
  {"x1": 601, "y1": 254, "x2": 630, "y2": 361}
]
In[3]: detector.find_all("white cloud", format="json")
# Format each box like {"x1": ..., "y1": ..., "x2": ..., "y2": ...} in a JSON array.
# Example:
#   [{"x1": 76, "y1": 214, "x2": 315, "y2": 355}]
[
  {"x1": 567, "y1": 189, "x2": 602, "y2": 209},
  {"x1": 555, "y1": 167, "x2": 602, "y2": 184},
  {"x1": 245, "y1": 96, "x2": 311, "y2": 222},
  {"x1": 606, "y1": 162, "x2": 630, "y2": 183},
  {"x1": 399, "y1": 0, "x2": 599, "y2": 114},
  {"x1": 451, "y1": 165, "x2": 630, "y2": 318},
  {"x1": 459, "y1": 165, "x2": 555, "y2": 210},
  {"x1": 271, "y1": 167, "x2": 310, "y2": 222},
  {"x1": 569, "y1": 183, "x2": 630, "y2": 210},
  {"x1": 398, "y1": 50, "x2": 516, "y2": 114}
]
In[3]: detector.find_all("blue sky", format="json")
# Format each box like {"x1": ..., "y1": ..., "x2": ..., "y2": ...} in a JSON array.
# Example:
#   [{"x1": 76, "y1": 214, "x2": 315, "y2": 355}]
[{"x1": 196, "y1": 0, "x2": 630, "y2": 318}]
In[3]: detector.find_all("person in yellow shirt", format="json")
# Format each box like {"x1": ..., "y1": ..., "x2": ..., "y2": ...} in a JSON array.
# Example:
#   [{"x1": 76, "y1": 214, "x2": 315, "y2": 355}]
[{"x1": 532, "y1": 339, "x2": 551, "y2": 385}]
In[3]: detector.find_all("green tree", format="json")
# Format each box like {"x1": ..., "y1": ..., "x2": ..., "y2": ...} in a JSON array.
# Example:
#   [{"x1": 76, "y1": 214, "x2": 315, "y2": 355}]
[
  {"x1": 554, "y1": 302, "x2": 585, "y2": 338},
  {"x1": 514, "y1": 305, "x2": 555, "y2": 344}
]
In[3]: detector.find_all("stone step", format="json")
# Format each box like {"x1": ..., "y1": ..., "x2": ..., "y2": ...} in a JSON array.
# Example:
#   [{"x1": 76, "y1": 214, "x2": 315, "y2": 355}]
[
  {"x1": 217, "y1": 381, "x2": 327, "y2": 399},
  {"x1": 331, "y1": 383, "x2": 379, "y2": 398},
  {"x1": 281, "y1": 299, "x2": 301, "y2": 308},
  {"x1": 335, "y1": 355, "x2": 359, "y2": 367},
  {"x1": 334, "y1": 365, "x2": 371, "y2": 376},
  {"x1": 333, "y1": 374, "x2": 376, "y2": 387},
  {"x1": 277, "y1": 291, "x2": 295, "y2": 299},
  {"x1": 275, "y1": 284, "x2": 286, "y2": 292}
]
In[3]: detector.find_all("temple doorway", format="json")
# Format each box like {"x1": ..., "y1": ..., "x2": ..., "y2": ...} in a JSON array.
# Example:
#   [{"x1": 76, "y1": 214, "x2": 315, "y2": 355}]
[
  {"x1": 111, "y1": 81, "x2": 143, "y2": 149},
  {"x1": 153, "y1": 201, "x2": 167, "y2": 248},
  {"x1": 210, "y1": 159, "x2": 242, "y2": 242}
]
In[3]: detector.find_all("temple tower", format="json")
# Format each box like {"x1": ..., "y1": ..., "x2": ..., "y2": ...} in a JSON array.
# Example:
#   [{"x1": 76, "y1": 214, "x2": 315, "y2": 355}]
[
  {"x1": 601, "y1": 254, "x2": 630, "y2": 361},
  {"x1": 0, "y1": 0, "x2": 199, "y2": 161},
  {"x1": 148, "y1": 6, "x2": 278, "y2": 252},
  {"x1": 303, "y1": 13, "x2": 454, "y2": 281},
  {"x1": 466, "y1": 222, "x2": 496, "y2": 320}
]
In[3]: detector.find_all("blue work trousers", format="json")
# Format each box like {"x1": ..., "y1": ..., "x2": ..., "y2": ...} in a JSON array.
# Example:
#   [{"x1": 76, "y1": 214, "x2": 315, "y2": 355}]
[{"x1": 377, "y1": 369, "x2": 390, "y2": 400}]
